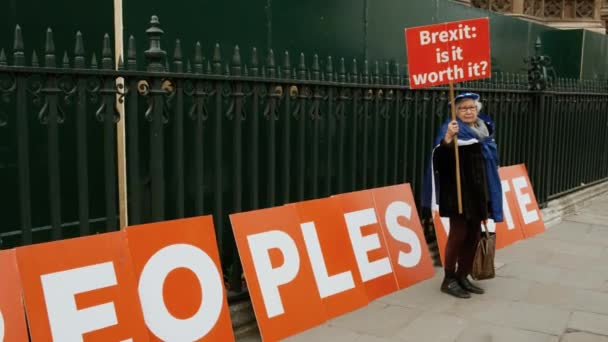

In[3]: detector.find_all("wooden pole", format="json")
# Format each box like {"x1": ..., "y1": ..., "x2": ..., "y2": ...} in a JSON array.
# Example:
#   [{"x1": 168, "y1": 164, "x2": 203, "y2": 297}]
[
  {"x1": 449, "y1": 82, "x2": 463, "y2": 214},
  {"x1": 114, "y1": 0, "x2": 128, "y2": 229}
]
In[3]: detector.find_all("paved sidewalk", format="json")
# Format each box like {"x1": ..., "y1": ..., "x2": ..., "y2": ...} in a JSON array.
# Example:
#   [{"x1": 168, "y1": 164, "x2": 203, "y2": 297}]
[{"x1": 241, "y1": 191, "x2": 608, "y2": 342}]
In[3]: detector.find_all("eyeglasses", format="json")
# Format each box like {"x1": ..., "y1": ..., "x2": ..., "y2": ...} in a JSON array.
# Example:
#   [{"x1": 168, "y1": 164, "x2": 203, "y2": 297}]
[{"x1": 457, "y1": 106, "x2": 477, "y2": 113}]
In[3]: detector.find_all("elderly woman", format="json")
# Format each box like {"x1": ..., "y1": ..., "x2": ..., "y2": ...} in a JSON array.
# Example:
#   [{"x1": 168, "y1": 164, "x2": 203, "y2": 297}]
[{"x1": 423, "y1": 92, "x2": 503, "y2": 299}]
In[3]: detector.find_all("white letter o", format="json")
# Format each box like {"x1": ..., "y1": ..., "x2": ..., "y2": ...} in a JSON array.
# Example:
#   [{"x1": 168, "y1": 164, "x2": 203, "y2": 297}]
[{"x1": 138, "y1": 244, "x2": 224, "y2": 341}]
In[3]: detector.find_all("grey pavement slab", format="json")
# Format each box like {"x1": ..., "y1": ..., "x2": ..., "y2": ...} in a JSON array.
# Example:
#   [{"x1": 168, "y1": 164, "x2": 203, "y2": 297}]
[
  {"x1": 473, "y1": 275, "x2": 532, "y2": 301},
  {"x1": 377, "y1": 272, "x2": 458, "y2": 312},
  {"x1": 395, "y1": 312, "x2": 467, "y2": 342},
  {"x1": 560, "y1": 332, "x2": 608, "y2": 342},
  {"x1": 591, "y1": 223, "x2": 608, "y2": 230},
  {"x1": 557, "y1": 268, "x2": 608, "y2": 290},
  {"x1": 239, "y1": 190, "x2": 608, "y2": 341},
  {"x1": 565, "y1": 214, "x2": 608, "y2": 226},
  {"x1": 568, "y1": 311, "x2": 608, "y2": 336},
  {"x1": 327, "y1": 301, "x2": 421, "y2": 339},
  {"x1": 445, "y1": 298, "x2": 571, "y2": 335},
  {"x1": 352, "y1": 335, "x2": 398, "y2": 342},
  {"x1": 527, "y1": 237, "x2": 604, "y2": 258},
  {"x1": 602, "y1": 281, "x2": 608, "y2": 293},
  {"x1": 572, "y1": 289, "x2": 608, "y2": 315},
  {"x1": 496, "y1": 261, "x2": 563, "y2": 284},
  {"x1": 283, "y1": 325, "x2": 360, "y2": 342},
  {"x1": 530, "y1": 250, "x2": 597, "y2": 271},
  {"x1": 454, "y1": 321, "x2": 559, "y2": 342},
  {"x1": 524, "y1": 283, "x2": 579, "y2": 309}
]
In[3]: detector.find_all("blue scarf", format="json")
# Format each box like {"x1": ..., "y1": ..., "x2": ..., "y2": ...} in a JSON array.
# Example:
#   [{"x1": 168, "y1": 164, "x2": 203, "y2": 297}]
[{"x1": 422, "y1": 113, "x2": 504, "y2": 222}]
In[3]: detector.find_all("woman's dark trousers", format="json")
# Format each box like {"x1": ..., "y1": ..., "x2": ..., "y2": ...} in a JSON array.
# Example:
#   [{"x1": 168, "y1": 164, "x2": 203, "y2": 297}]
[{"x1": 444, "y1": 215, "x2": 481, "y2": 277}]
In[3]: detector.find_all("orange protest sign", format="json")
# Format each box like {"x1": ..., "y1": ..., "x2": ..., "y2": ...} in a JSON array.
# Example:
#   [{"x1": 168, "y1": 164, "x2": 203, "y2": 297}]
[
  {"x1": 0, "y1": 249, "x2": 29, "y2": 342},
  {"x1": 500, "y1": 164, "x2": 545, "y2": 238},
  {"x1": 292, "y1": 198, "x2": 369, "y2": 319},
  {"x1": 432, "y1": 165, "x2": 529, "y2": 264},
  {"x1": 431, "y1": 210, "x2": 451, "y2": 265},
  {"x1": 230, "y1": 205, "x2": 326, "y2": 342},
  {"x1": 405, "y1": 18, "x2": 491, "y2": 88},
  {"x1": 16, "y1": 232, "x2": 149, "y2": 342},
  {"x1": 494, "y1": 167, "x2": 526, "y2": 247},
  {"x1": 126, "y1": 216, "x2": 234, "y2": 342},
  {"x1": 372, "y1": 184, "x2": 435, "y2": 289},
  {"x1": 333, "y1": 190, "x2": 399, "y2": 300}
]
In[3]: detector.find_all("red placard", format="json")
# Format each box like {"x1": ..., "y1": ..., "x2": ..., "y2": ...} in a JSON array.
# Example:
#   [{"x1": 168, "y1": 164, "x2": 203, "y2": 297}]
[
  {"x1": 230, "y1": 205, "x2": 326, "y2": 342},
  {"x1": 17, "y1": 232, "x2": 149, "y2": 342},
  {"x1": 371, "y1": 184, "x2": 435, "y2": 289},
  {"x1": 332, "y1": 190, "x2": 399, "y2": 301},
  {"x1": 432, "y1": 165, "x2": 528, "y2": 264},
  {"x1": 405, "y1": 18, "x2": 491, "y2": 88},
  {"x1": 431, "y1": 210, "x2": 451, "y2": 266},
  {"x1": 292, "y1": 198, "x2": 369, "y2": 319},
  {"x1": 0, "y1": 249, "x2": 29, "y2": 342},
  {"x1": 126, "y1": 216, "x2": 235, "y2": 342},
  {"x1": 500, "y1": 164, "x2": 545, "y2": 238}
]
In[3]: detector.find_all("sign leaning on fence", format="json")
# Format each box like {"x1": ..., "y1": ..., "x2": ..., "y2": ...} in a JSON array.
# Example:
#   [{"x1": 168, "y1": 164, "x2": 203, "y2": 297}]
[
  {"x1": 2, "y1": 217, "x2": 234, "y2": 341},
  {"x1": 405, "y1": 17, "x2": 491, "y2": 88},
  {"x1": 432, "y1": 164, "x2": 545, "y2": 264},
  {"x1": 0, "y1": 250, "x2": 29, "y2": 342},
  {"x1": 230, "y1": 184, "x2": 435, "y2": 341}
]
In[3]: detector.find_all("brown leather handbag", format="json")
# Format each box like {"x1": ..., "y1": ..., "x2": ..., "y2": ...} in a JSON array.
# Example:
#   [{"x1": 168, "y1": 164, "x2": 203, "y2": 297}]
[{"x1": 471, "y1": 222, "x2": 496, "y2": 280}]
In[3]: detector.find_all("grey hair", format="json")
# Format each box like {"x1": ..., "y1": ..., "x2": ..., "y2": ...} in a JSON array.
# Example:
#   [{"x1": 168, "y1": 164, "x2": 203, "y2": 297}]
[{"x1": 456, "y1": 98, "x2": 483, "y2": 112}]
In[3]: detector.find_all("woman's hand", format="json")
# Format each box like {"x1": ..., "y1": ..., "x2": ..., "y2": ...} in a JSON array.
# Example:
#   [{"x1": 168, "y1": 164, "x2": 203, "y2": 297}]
[{"x1": 444, "y1": 120, "x2": 459, "y2": 144}]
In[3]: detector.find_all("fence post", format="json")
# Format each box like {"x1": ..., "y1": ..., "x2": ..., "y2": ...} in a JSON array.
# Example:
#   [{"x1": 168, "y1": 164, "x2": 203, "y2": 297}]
[
  {"x1": 144, "y1": 15, "x2": 166, "y2": 222},
  {"x1": 101, "y1": 35, "x2": 119, "y2": 231},
  {"x1": 525, "y1": 36, "x2": 554, "y2": 205},
  {"x1": 13, "y1": 26, "x2": 33, "y2": 245},
  {"x1": 43, "y1": 29, "x2": 64, "y2": 241}
]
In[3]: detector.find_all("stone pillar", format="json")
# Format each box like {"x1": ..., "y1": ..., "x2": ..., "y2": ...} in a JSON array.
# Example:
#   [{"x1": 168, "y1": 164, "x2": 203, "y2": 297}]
[
  {"x1": 600, "y1": 0, "x2": 608, "y2": 33},
  {"x1": 513, "y1": 0, "x2": 525, "y2": 14},
  {"x1": 595, "y1": 0, "x2": 602, "y2": 20}
]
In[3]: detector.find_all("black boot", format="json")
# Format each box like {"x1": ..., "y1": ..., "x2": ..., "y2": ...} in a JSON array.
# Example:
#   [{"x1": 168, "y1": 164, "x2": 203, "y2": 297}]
[
  {"x1": 457, "y1": 275, "x2": 485, "y2": 294},
  {"x1": 441, "y1": 276, "x2": 471, "y2": 299}
]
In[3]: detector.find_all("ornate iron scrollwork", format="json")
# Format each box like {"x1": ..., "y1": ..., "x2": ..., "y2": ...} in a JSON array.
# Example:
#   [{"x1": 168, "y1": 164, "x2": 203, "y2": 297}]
[
  {"x1": 116, "y1": 81, "x2": 128, "y2": 104},
  {"x1": 334, "y1": 87, "x2": 351, "y2": 120},
  {"x1": 292, "y1": 85, "x2": 312, "y2": 120},
  {"x1": 140, "y1": 78, "x2": 172, "y2": 124},
  {"x1": 380, "y1": 89, "x2": 395, "y2": 120},
  {"x1": 185, "y1": 79, "x2": 215, "y2": 122},
  {"x1": 308, "y1": 85, "x2": 326, "y2": 120},
  {"x1": 94, "y1": 77, "x2": 122, "y2": 123},
  {"x1": 58, "y1": 74, "x2": 77, "y2": 105},
  {"x1": 401, "y1": 91, "x2": 413, "y2": 119},
  {"x1": 87, "y1": 76, "x2": 103, "y2": 104},
  {"x1": 362, "y1": 89, "x2": 374, "y2": 119},
  {"x1": 262, "y1": 85, "x2": 282, "y2": 121},
  {"x1": 525, "y1": 38, "x2": 556, "y2": 91},
  {"x1": 226, "y1": 81, "x2": 247, "y2": 121},
  {"x1": 0, "y1": 72, "x2": 16, "y2": 126}
]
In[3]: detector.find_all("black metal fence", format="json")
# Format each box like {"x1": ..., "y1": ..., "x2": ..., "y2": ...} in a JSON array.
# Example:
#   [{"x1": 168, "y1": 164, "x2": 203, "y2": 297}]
[{"x1": 1, "y1": 16, "x2": 608, "y2": 296}]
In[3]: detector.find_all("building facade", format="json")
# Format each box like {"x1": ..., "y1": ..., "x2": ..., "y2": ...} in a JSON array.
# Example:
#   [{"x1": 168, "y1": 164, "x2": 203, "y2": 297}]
[{"x1": 456, "y1": 0, "x2": 608, "y2": 33}]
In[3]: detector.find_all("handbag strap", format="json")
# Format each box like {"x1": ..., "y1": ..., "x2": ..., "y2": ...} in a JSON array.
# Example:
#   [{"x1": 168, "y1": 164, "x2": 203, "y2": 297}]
[{"x1": 481, "y1": 221, "x2": 490, "y2": 239}]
